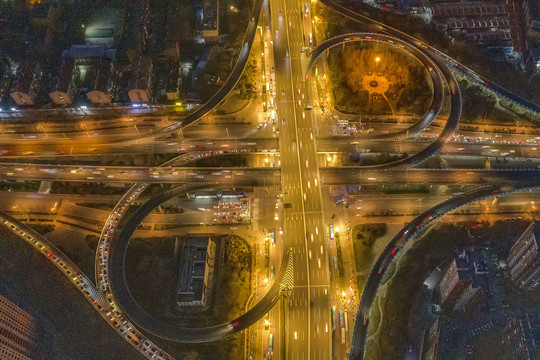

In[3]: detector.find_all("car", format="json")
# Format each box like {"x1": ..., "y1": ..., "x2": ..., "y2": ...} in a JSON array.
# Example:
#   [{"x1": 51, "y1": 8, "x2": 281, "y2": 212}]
[{"x1": 305, "y1": 105, "x2": 312, "y2": 110}]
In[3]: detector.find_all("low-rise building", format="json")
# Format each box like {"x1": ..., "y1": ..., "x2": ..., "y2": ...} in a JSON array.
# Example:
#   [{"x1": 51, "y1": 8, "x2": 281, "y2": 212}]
[
  {"x1": 166, "y1": 61, "x2": 181, "y2": 101},
  {"x1": 49, "y1": 57, "x2": 77, "y2": 105},
  {"x1": 50, "y1": 45, "x2": 116, "y2": 105},
  {"x1": 128, "y1": 56, "x2": 153, "y2": 103},
  {"x1": 176, "y1": 235, "x2": 216, "y2": 309},
  {"x1": 10, "y1": 61, "x2": 42, "y2": 107}
]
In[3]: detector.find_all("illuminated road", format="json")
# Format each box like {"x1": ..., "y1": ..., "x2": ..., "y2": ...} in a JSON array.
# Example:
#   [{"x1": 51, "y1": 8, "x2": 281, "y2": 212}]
[
  {"x1": 4, "y1": 162, "x2": 540, "y2": 186},
  {"x1": 269, "y1": 0, "x2": 331, "y2": 358}
]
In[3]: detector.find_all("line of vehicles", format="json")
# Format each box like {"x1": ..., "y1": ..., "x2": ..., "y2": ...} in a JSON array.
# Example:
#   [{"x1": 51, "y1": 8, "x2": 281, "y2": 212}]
[
  {"x1": 329, "y1": 306, "x2": 349, "y2": 345},
  {"x1": 0, "y1": 215, "x2": 170, "y2": 359}
]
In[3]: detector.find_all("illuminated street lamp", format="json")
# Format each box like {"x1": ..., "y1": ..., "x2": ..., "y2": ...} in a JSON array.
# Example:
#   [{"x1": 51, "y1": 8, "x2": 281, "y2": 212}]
[
  {"x1": 341, "y1": 291, "x2": 346, "y2": 297},
  {"x1": 264, "y1": 278, "x2": 269, "y2": 284},
  {"x1": 375, "y1": 57, "x2": 380, "y2": 63}
]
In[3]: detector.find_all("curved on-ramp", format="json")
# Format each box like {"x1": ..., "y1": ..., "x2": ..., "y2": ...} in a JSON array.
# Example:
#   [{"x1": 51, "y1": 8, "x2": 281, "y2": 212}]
[
  {"x1": 107, "y1": 183, "x2": 293, "y2": 342},
  {"x1": 307, "y1": 31, "x2": 461, "y2": 170},
  {"x1": 307, "y1": 32, "x2": 444, "y2": 141},
  {"x1": 350, "y1": 176, "x2": 540, "y2": 359}
]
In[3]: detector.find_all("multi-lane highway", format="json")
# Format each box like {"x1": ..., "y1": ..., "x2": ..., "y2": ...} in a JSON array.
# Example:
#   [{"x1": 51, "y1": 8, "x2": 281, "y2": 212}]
[
  {"x1": 270, "y1": 0, "x2": 331, "y2": 358},
  {"x1": 4, "y1": 162, "x2": 540, "y2": 186}
]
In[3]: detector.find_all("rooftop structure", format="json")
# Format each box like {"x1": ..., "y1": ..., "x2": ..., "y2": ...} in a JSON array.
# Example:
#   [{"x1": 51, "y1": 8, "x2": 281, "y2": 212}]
[
  {"x1": 10, "y1": 61, "x2": 42, "y2": 106},
  {"x1": 128, "y1": 56, "x2": 153, "y2": 103},
  {"x1": 507, "y1": 0, "x2": 531, "y2": 53},
  {"x1": 437, "y1": 247, "x2": 489, "y2": 315},
  {"x1": 176, "y1": 235, "x2": 216, "y2": 308},
  {"x1": 50, "y1": 45, "x2": 116, "y2": 105}
]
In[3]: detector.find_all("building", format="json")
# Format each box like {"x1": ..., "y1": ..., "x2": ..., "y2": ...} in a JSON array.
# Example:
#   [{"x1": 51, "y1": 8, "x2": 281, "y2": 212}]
[
  {"x1": 437, "y1": 248, "x2": 489, "y2": 315},
  {"x1": 501, "y1": 314, "x2": 540, "y2": 359},
  {"x1": 507, "y1": 0, "x2": 531, "y2": 53},
  {"x1": 0, "y1": 60, "x2": 13, "y2": 104},
  {"x1": 176, "y1": 235, "x2": 216, "y2": 308},
  {"x1": 86, "y1": 59, "x2": 114, "y2": 105},
  {"x1": 431, "y1": 2, "x2": 508, "y2": 19},
  {"x1": 49, "y1": 57, "x2": 77, "y2": 105},
  {"x1": 429, "y1": 1, "x2": 514, "y2": 46},
  {"x1": 50, "y1": 45, "x2": 116, "y2": 105},
  {"x1": 422, "y1": 318, "x2": 441, "y2": 360},
  {"x1": 166, "y1": 62, "x2": 181, "y2": 101},
  {"x1": 507, "y1": 222, "x2": 540, "y2": 290},
  {"x1": 10, "y1": 61, "x2": 42, "y2": 106},
  {"x1": 28, "y1": 2, "x2": 61, "y2": 47},
  {"x1": 0, "y1": 295, "x2": 38, "y2": 360},
  {"x1": 128, "y1": 56, "x2": 153, "y2": 103},
  {"x1": 198, "y1": 0, "x2": 219, "y2": 42}
]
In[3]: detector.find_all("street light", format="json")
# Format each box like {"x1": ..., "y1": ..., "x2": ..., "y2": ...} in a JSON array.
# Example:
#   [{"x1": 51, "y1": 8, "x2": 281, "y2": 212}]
[{"x1": 375, "y1": 57, "x2": 380, "y2": 63}]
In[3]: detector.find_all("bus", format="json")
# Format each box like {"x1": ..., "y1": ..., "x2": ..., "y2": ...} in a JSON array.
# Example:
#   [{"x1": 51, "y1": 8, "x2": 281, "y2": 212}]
[
  {"x1": 329, "y1": 225, "x2": 334, "y2": 240},
  {"x1": 333, "y1": 255, "x2": 338, "y2": 270},
  {"x1": 341, "y1": 328, "x2": 346, "y2": 345},
  {"x1": 331, "y1": 306, "x2": 336, "y2": 331},
  {"x1": 339, "y1": 310, "x2": 344, "y2": 328},
  {"x1": 269, "y1": 334, "x2": 274, "y2": 354},
  {"x1": 344, "y1": 310, "x2": 349, "y2": 332}
]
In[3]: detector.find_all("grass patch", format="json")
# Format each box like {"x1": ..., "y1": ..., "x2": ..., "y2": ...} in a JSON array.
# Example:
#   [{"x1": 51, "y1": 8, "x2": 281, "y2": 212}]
[
  {"x1": 335, "y1": 233, "x2": 345, "y2": 278},
  {"x1": 125, "y1": 236, "x2": 176, "y2": 317},
  {"x1": 214, "y1": 235, "x2": 252, "y2": 323},
  {"x1": 352, "y1": 223, "x2": 387, "y2": 272}
]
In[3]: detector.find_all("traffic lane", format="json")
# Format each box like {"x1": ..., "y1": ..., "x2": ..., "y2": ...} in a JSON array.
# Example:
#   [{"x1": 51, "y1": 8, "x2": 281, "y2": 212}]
[
  {"x1": 3, "y1": 164, "x2": 538, "y2": 186},
  {"x1": 273, "y1": 0, "x2": 318, "y2": 358},
  {"x1": 318, "y1": 137, "x2": 540, "y2": 158},
  {"x1": 288, "y1": 8, "x2": 331, "y2": 360},
  {"x1": 0, "y1": 165, "x2": 281, "y2": 184},
  {"x1": 0, "y1": 137, "x2": 279, "y2": 158}
]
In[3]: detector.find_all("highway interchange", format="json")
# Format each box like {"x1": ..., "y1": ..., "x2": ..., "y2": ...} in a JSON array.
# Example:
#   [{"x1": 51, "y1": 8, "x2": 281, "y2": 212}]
[{"x1": 1, "y1": 0, "x2": 540, "y2": 359}]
